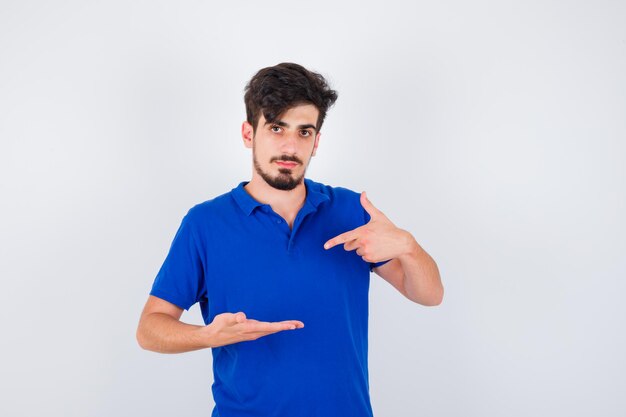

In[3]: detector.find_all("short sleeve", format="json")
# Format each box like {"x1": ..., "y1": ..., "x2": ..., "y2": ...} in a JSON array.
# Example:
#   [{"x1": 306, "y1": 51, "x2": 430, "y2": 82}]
[
  {"x1": 149, "y1": 212, "x2": 206, "y2": 310},
  {"x1": 363, "y1": 205, "x2": 392, "y2": 272}
]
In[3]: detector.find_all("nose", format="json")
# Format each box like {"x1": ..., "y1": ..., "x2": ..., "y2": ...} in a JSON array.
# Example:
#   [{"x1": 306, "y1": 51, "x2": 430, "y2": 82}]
[{"x1": 279, "y1": 131, "x2": 298, "y2": 154}]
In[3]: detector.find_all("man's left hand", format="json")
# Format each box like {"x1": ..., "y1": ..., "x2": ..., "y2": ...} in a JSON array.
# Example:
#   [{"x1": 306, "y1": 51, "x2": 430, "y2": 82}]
[{"x1": 323, "y1": 192, "x2": 415, "y2": 263}]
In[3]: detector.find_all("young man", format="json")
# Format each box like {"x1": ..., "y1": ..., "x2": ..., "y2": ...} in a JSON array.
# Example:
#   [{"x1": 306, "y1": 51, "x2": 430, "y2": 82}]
[{"x1": 137, "y1": 62, "x2": 443, "y2": 417}]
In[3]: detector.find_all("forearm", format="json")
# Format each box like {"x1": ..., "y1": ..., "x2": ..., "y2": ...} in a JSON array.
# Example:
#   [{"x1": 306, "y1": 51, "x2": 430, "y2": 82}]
[
  {"x1": 398, "y1": 235, "x2": 443, "y2": 306},
  {"x1": 136, "y1": 312, "x2": 210, "y2": 354}
]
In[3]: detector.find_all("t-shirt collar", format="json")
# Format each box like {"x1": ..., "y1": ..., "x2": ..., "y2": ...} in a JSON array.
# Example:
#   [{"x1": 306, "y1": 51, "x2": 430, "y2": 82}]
[{"x1": 231, "y1": 178, "x2": 330, "y2": 216}]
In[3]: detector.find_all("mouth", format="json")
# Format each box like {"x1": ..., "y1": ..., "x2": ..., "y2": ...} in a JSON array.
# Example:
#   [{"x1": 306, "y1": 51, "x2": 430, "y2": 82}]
[{"x1": 275, "y1": 161, "x2": 298, "y2": 169}]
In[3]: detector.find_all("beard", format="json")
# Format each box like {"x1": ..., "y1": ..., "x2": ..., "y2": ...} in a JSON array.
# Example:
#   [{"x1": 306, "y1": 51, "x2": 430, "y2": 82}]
[{"x1": 252, "y1": 145, "x2": 309, "y2": 191}]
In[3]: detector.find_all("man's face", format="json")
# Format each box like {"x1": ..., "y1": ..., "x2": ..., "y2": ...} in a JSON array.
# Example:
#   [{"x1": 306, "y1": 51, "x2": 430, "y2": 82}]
[{"x1": 242, "y1": 103, "x2": 321, "y2": 191}]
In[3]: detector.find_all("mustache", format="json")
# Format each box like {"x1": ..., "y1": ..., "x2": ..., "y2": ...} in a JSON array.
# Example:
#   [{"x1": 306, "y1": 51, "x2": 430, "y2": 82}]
[{"x1": 271, "y1": 155, "x2": 302, "y2": 164}]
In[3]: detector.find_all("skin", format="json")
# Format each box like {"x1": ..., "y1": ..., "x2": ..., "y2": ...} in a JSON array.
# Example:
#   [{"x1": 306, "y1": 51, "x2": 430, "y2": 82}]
[
  {"x1": 325, "y1": 191, "x2": 444, "y2": 306},
  {"x1": 136, "y1": 103, "x2": 443, "y2": 354},
  {"x1": 241, "y1": 104, "x2": 321, "y2": 228}
]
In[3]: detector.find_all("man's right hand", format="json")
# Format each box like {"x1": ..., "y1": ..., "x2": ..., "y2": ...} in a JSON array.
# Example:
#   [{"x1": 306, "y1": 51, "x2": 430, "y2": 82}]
[{"x1": 204, "y1": 312, "x2": 304, "y2": 348}]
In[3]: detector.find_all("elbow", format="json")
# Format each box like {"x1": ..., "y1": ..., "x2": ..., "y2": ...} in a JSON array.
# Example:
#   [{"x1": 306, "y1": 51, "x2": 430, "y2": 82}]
[
  {"x1": 136, "y1": 324, "x2": 152, "y2": 351},
  {"x1": 412, "y1": 284, "x2": 444, "y2": 307},
  {"x1": 136, "y1": 327, "x2": 146, "y2": 350},
  {"x1": 427, "y1": 291, "x2": 444, "y2": 306},
  {"x1": 422, "y1": 267, "x2": 444, "y2": 306},
  {"x1": 431, "y1": 284, "x2": 445, "y2": 306},
  {"x1": 428, "y1": 284, "x2": 444, "y2": 306}
]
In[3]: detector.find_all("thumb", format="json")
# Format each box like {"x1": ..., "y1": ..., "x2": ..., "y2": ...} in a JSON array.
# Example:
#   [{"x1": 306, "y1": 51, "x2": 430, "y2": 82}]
[
  {"x1": 229, "y1": 311, "x2": 246, "y2": 325},
  {"x1": 360, "y1": 191, "x2": 380, "y2": 219}
]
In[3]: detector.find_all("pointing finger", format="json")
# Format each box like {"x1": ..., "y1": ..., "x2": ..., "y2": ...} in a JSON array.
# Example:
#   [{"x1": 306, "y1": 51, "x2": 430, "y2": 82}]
[
  {"x1": 324, "y1": 228, "x2": 361, "y2": 250},
  {"x1": 343, "y1": 238, "x2": 361, "y2": 252}
]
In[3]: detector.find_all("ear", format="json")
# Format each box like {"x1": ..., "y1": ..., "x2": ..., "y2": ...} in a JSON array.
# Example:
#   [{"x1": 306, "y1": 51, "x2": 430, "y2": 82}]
[
  {"x1": 311, "y1": 131, "x2": 321, "y2": 156},
  {"x1": 242, "y1": 121, "x2": 254, "y2": 149}
]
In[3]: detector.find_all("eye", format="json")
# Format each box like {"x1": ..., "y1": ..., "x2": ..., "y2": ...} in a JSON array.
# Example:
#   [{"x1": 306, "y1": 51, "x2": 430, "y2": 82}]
[
  {"x1": 271, "y1": 125, "x2": 282, "y2": 133},
  {"x1": 300, "y1": 130, "x2": 312, "y2": 137}
]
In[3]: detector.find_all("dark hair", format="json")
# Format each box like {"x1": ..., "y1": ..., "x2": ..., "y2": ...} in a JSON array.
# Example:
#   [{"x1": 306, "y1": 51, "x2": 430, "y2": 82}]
[{"x1": 244, "y1": 62, "x2": 338, "y2": 133}]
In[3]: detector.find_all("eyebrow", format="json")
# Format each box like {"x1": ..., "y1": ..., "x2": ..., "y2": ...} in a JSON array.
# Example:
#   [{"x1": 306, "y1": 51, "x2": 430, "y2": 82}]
[{"x1": 266, "y1": 120, "x2": 317, "y2": 132}]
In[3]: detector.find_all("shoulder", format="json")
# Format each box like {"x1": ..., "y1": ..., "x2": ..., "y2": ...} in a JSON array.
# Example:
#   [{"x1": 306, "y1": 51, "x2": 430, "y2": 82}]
[
  {"x1": 305, "y1": 178, "x2": 363, "y2": 216},
  {"x1": 306, "y1": 178, "x2": 370, "y2": 231},
  {"x1": 305, "y1": 178, "x2": 360, "y2": 202},
  {"x1": 180, "y1": 188, "x2": 237, "y2": 227}
]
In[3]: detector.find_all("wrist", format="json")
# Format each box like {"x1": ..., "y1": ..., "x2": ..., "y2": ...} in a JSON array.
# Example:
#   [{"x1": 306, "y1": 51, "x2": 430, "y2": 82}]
[
  {"x1": 193, "y1": 324, "x2": 215, "y2": 349},
  {"x1": 399, "y1": 230, "x2": 419, "y2": 259}
]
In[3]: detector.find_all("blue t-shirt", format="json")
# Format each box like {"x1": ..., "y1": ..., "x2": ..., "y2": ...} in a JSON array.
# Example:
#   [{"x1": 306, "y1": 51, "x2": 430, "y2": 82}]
[{"x1": 150, "y1": 178, "x2": 390, "y2": 417}]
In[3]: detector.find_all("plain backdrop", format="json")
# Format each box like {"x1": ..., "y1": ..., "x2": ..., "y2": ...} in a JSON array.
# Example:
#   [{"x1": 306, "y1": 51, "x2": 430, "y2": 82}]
[{"x1": 1, "y1": 1, "x2": 625, "y2": 416}]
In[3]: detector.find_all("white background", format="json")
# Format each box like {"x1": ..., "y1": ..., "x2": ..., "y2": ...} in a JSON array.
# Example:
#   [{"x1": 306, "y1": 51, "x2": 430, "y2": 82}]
[{"x1": 1, "y1": 1, "x2": 625, "y2": 416}]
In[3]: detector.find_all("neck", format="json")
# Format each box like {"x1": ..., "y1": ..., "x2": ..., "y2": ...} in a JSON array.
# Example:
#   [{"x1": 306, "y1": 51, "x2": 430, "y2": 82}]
[{"x1": 244, "y1": 173, "x2": 307, "y2": 214}]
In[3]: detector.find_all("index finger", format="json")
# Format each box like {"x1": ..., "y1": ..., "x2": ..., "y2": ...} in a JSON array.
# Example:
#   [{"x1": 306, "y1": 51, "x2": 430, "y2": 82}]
[{"x1": 324, "y1": 227, "x2": 362, "y2": 250}]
